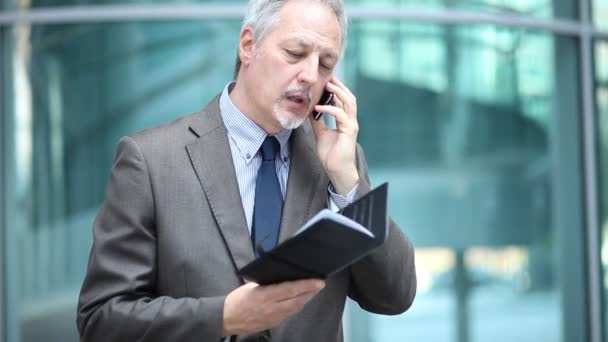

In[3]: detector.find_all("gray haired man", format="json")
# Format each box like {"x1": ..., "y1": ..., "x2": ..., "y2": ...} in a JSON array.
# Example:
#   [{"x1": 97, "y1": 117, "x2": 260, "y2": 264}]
[{"x1": 77, "y1": 1, "x2": 416, "y2": 341}]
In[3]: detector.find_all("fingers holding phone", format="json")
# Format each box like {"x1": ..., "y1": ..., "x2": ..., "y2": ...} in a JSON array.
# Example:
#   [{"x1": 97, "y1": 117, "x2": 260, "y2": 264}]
[
  {"x1": 325, "y1": 77, "x2": 357, "y2": 119},
  {"x1": 312, "y1": 78, "x2": 356, "y2": 120},
  {"x1": 313, "y1": 78, "x2": 358, "y2": 136},
  {"x1": 309, "y1": 77, "x2": 360, "y2": 196}
]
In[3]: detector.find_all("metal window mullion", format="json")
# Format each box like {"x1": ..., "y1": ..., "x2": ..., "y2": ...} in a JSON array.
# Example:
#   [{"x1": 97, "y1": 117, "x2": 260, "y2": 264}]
[
  {"x1": 579, "y1": 0, "x2": 604, "y2": 340},
  {"x1": 0, "y1": 25, "x2": 5, "y2": 342}
]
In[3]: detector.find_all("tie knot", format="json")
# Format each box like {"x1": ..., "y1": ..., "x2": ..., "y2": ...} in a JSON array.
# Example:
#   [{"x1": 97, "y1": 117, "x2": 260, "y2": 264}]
[{"x1": 260, "y1": 136, "x2": 280, "y2": 161}]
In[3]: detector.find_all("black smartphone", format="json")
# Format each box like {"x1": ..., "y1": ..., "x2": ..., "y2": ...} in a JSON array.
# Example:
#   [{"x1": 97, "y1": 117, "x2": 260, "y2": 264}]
[{"x1": 312, "y1": 90, "x2": 334, "y2": 121}]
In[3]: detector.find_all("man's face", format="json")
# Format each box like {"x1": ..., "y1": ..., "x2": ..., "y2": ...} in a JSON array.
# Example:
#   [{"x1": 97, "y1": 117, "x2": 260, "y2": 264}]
[{"x1": 241, "y1": 0, "x2": 342, "y2": 131}]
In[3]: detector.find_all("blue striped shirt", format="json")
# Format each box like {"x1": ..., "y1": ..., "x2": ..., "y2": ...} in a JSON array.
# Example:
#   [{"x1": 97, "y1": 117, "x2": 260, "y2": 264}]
[{"x1": 219, "y1": 83, "x2": 357, "y2": 234}]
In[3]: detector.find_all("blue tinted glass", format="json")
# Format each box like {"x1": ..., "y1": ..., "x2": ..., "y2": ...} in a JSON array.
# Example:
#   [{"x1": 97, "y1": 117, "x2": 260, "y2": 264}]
[
  {"x1": 3, "y1": 20, "x2": 241, "y2": 342},
  {"x1": 348, "y1": 0, "x2": 574, "y2": 19},
  {"x1": 595, "y1": 0, "x2": 608, "y2": 29},
  {"x1": 9, "y1": 0, "x2": 577, "y2": 19},
  {"x1": 1, "y1": 13, "x2": 591, "y2": 342},
  {"x1": 26, "y1": 0, "x2": 247, "y2": 6},
  {"x1": 344, "y1": 20, "x2": 585, "y2": 342},
  {"x1": 597, "y1": 40, "x2": 608, "y2": 340}
]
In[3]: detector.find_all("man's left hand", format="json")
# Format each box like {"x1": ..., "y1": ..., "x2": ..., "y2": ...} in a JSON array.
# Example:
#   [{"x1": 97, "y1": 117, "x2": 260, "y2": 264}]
[{"x1": 310, "y1": 76, "x2": 359, "y2": 196}]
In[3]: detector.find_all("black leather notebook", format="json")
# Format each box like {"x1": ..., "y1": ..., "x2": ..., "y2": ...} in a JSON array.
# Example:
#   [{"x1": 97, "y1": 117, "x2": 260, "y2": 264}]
[{"x1": 238, "y1": 183, "x2": 389, "y2": 285}]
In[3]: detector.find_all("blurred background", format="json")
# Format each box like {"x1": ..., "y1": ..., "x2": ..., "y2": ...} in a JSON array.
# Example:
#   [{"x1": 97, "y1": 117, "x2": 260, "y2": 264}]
[{"x1": 0, "y1": 0, "x2": 607, "y2": 341}]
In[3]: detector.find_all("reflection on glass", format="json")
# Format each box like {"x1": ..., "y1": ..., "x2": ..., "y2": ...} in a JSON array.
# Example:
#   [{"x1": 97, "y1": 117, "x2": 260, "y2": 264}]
[
  {"x1": 25, "y1": 0, "x2": 247, "y2": 7},
  {"x1": 14, "y1": 0, "x2": 576, "y2": 19},
  {"x1": 0, "y1": 12, "x2": 591, "y2": 342},
  {"x1": 4, "y1": 20, "x2": 241, "y2": 342},
  {"x1": 597, "y1": 40, "x2": 608, "y2": 339},
  {"x1": 349, "y1": 0, "x2": 573, "y2": 19},
  {"x1": 595, "y1": 0, "x2": 608, "y2": 30},
  {"x1": 345, "y1": 20, "x2": 579, "y2": 342}
]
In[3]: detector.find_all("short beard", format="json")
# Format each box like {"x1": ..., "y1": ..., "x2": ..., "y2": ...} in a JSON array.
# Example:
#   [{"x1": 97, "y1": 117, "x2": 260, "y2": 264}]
[
  {"x1": 273, "y1": 85, "x2": 312, "y2": 130},
  {"x1": 273, "y1": 103, "x2": 308, "y2": 130}
]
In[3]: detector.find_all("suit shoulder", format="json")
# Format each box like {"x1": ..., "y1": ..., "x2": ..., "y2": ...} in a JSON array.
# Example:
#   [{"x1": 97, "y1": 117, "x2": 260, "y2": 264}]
[
  {"x1": 127, "y1": 94, "x2": 223, "y2": 148},
  {"x1": 128, "y1": 111, "x2": 199, "y2": 145}
]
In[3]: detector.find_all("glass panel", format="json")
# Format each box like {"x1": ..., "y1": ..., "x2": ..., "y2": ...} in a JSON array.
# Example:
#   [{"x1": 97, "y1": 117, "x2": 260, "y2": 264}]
[
  {"x1": 597, "y1": 40, "x2": 608, "y2": 339},
  {"x1": 351, "y1": 0, "x2": 575, "y2": 19},
  {"x1": 344, "y1": 20, "x2": 585, "y2": 342},
  {"x1": 9, "y1": 0, "x2": 577, "y2": 20},
  {"x1": 595, "y1": 0, "x2": 608, "y2": 30},
  {"x1": 0, "y1": 24, "x2": 7, "y2": 342},
  {"x1": 13, "y1": 0, "x2": 246, "y2": 8},
  {"x1": 3, "y1": 20, "x2": 241, "y2": 342},
  {"x1": 2, "y1": 14, "x2": 589, "y2": 342}
]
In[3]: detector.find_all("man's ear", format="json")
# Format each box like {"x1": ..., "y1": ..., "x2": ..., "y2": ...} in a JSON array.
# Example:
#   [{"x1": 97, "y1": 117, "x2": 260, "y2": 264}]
[{"x1": 238, "y1": 26, "x2": 256, "y2": 66}]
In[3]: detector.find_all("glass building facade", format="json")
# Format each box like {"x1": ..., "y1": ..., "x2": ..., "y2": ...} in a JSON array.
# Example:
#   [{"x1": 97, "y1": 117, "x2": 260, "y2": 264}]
[{"x1": 1, "y1": 1, "x2": 607, "y2": 342}]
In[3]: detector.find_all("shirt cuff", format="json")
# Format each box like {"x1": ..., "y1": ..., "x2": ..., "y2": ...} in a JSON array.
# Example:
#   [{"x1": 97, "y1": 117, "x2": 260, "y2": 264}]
[{"x1": 327, "y1": 183, "x2": 359, "y2": 211}]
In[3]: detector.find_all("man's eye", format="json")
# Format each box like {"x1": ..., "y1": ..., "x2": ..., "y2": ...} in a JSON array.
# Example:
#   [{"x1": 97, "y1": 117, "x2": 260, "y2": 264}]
[{"x1": 286, "y1": 50, "x2": 303, "y2": 58}]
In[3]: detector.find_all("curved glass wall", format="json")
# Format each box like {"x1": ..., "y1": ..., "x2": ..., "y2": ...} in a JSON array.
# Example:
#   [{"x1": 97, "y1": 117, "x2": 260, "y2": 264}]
[{"x1": 0, "y1": 3, "x2": 605, "y2": 342}]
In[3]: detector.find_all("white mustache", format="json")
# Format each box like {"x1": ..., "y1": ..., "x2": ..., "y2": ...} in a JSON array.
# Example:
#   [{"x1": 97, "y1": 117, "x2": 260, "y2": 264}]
[{"x1": 283, "y1": 86, "x2": 312, "y2": 104}]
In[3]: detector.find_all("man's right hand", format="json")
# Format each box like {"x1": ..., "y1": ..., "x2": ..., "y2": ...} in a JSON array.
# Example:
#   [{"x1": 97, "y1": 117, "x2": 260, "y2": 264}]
[{"x1": 221, "y1": 279, "x2": 325, "y2": 336}]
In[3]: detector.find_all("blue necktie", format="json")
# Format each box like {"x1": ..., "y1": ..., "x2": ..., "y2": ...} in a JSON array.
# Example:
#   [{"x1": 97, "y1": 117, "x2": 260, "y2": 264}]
[{"x1": 252, "y1": 136, "x2": 283, "y2": 256}]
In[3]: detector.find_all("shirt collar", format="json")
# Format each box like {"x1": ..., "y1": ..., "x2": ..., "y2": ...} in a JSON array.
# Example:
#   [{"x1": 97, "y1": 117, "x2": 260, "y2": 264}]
[{"x1": 219, "y1": 82, "x2": 292, "y2": 164}]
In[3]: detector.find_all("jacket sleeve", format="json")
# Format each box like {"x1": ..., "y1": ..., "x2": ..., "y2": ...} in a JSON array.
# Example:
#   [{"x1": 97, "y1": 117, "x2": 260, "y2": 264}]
[
  {"x1": 76, "y1": 136, "x2": 225, "y2": 342},
  {"x1": 347, "y1": 144, "x2": 417, "y2": 315}
]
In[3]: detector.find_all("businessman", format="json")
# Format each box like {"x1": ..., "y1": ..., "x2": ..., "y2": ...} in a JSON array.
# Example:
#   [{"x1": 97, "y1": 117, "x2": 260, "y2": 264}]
[{"x1": 77, "y1": 0, "x2": 416, "y2": 341}]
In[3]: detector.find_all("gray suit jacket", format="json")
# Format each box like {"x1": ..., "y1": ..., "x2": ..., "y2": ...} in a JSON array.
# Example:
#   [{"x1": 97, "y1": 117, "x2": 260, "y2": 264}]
[{"x1": 77, "y1": 95, "x2": 416, "y2": 342}]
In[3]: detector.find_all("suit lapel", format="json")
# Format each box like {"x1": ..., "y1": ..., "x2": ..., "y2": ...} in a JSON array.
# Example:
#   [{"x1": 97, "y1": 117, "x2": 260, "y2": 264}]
[
  {"x1": 278, "y1": 121, "x2": 328, "y2": 243},
  {"x1": 186, "y1": 96, "x2": 255, "y2": 273},
  {"x1": 186, "y1": 97, "x2": 328, "y2": 271}
]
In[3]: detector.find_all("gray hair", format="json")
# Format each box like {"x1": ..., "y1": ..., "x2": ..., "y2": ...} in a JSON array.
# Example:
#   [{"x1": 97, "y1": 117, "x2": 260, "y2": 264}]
[{"x1": 234, "y1": 0, "x2": 348, "y2": 78}]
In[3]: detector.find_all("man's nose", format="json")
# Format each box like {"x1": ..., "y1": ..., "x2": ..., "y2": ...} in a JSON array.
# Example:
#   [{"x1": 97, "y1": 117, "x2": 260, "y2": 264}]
[{"x1": 297, "y1": 57, "x2": 319, "y2": 85}]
